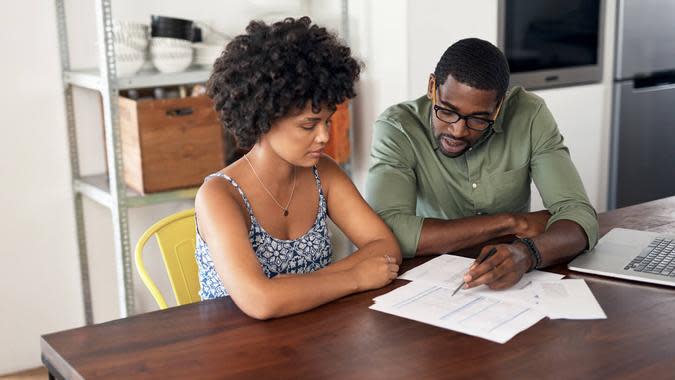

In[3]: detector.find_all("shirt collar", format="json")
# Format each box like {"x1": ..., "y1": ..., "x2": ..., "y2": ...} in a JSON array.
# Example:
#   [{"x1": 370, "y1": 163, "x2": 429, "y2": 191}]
[{"x1": 492, "y1": 95, "x2": 506, "y2": 134}]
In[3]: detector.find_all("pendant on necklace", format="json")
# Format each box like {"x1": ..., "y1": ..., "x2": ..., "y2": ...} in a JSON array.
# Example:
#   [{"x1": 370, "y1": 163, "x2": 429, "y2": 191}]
[{"x1": 283, "y1": 209, "x2": 289, "y2": 217}]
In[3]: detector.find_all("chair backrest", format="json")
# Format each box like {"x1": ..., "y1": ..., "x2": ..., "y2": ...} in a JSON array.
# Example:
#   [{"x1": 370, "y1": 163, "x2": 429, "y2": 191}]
[{"x1": 134, "y1": 209, "x2": 200, "y2": 309}]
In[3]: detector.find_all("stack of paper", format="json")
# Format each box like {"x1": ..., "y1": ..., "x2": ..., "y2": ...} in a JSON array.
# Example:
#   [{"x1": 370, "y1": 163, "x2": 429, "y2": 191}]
[{"x1": 370, "y1": 254, "x2": 606, "y2": 343}]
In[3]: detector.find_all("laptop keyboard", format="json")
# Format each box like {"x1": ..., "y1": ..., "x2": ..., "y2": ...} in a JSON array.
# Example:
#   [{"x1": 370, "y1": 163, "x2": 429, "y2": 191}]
[{"x1": 624, "y1": 237, "x2": 675, "y2": 276}]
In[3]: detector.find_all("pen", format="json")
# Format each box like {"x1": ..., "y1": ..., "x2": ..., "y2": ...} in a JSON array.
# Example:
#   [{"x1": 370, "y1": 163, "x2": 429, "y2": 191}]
[{"x1": 451, "y1": 247, "x2": 498, "y2": 296}]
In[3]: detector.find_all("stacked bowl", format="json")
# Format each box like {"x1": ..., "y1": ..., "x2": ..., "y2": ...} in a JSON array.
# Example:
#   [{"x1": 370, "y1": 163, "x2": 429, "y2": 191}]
[
  {"x1": 113, "y1": 21, "x2": 149, "y2": 76},
  {"x1": 150, "y1": 37, "x2": 193, "y2": 73},
  {"x1": 192, "y1": 43, "x2": 222, "y2": 69},
  {"x1": 150, "y1": 15, "x2": 194, "y2": 73},
  {"x1": 151, "y1": 15, "x2": 194, "y2": 41}
]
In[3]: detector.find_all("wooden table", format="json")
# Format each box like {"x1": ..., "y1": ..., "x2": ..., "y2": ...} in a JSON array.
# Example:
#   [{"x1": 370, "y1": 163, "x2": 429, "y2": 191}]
[{"x1": 41, "y1": 197, "x2": 675, "y2": 379}]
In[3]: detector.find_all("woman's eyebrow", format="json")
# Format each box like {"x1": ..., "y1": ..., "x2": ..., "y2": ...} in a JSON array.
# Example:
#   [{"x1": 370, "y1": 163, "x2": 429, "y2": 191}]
[{"x1": 302, "y1": 110, "x2": 336, "y2": 122}]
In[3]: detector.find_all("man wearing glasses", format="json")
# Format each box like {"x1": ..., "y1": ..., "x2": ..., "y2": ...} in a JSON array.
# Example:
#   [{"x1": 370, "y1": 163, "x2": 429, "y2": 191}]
[{"x1": 366, "y1": 38, "x2": 598, "y2": 290}]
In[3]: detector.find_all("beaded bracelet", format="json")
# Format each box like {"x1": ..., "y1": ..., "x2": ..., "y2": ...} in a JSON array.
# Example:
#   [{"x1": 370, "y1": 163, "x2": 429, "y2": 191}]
[{"x1": 517, "y1": 237, "x2": 542, "y2": 273}]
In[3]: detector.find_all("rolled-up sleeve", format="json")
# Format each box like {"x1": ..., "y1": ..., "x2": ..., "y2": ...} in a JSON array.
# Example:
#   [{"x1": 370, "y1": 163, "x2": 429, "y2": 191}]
[
  {"x1": 366, "y1": 121, "x2": 424, "y2": 258},
  {"x1": 530, "y1": 103, "x2": 599, "y2": 249}
]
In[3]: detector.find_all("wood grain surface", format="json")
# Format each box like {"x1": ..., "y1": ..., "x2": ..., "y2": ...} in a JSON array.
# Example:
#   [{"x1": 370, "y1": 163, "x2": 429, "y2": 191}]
[{"x1": 41, "y1": 197, "x2": 675, "y2": 380}]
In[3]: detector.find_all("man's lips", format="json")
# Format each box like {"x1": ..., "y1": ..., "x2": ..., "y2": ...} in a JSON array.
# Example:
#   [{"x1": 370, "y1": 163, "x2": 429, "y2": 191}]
[{"x1": 440, "y1": 135, "x2": 467, "y2": 153}]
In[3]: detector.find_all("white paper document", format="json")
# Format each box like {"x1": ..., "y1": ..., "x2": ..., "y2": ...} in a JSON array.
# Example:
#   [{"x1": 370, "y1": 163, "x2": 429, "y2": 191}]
[
  {"x1": 371, "y1": 255, "x2": 606, "y2": 343},
  {"x1": 528, "y1": 279, "x2": 607, "y2": 319},
  {"x1": 370, "y1": 281, "x2": 545, "y2": 344},
  {"x1": 398, "y1": 255, "x2": 563, "y2": 309},
  {"x1": 397, "y1": 254, "x2": 564, "y2": 289}
]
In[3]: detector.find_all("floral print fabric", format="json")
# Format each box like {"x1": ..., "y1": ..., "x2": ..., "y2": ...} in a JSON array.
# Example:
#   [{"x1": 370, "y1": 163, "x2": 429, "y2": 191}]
[{"x1": 195, "y1": 167, "x2": 332, "y2": 300}]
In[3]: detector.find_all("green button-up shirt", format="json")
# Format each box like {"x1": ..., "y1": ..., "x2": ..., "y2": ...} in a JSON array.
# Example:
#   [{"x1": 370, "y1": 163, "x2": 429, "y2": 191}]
[{"x1": 366, "y1": 87, "x2": 598, "y2": 258}]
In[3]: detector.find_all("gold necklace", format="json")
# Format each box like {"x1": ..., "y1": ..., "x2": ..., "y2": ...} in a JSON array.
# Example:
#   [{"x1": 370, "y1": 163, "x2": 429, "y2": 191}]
[{"x1": 244, "y1": 154, "x2": 297, "y2": 217}]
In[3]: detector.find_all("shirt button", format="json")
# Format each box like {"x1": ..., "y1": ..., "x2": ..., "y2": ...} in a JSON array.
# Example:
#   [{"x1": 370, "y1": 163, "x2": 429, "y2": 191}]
[
  {"x1": 472, "y1": 183, "x2": 477, "y2": 189},
  {"x1": 468, "y1": 147, "x2": 473, "y2": 151}
]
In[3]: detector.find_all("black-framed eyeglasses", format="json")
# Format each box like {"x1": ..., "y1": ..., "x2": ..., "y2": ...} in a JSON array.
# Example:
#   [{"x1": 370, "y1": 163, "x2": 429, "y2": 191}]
[{"x1": 432, "y1": 104, "x2": 496, "y2": 132}]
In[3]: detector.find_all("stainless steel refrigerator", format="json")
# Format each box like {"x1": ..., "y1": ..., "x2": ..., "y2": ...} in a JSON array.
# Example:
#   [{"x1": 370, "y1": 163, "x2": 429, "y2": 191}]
[{"x1": 609, "y1": 0, "x2": 675, "y2": 209}]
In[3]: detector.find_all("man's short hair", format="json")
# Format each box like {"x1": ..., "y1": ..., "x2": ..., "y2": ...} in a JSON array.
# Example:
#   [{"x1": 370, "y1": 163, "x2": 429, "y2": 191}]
[{"x1": 433, "y1": 38, "x2": 510, "y2": 101}]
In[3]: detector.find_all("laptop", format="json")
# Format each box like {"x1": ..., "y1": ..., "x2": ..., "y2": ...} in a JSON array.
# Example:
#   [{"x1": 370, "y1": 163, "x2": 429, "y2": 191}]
[{"x1": 568, "y1": 228, "x2": 675, "y2": 287}]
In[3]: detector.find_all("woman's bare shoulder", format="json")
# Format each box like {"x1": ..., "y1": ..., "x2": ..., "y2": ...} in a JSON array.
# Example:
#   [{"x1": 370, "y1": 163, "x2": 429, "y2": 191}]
[
  {"x1": 315, "y1": 154, "x2": 348, "y2": 179},
  {"x1": 195, "y1": 165, "x2": 249, "y2": 227},
  {"x1": 315, "y1": 154, "x2": 355, "y2": 199}
]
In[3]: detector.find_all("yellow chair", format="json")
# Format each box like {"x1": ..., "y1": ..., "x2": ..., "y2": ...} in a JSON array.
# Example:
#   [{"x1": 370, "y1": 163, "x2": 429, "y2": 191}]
[{"x1": 135, "y1": 209, "x2": 201, "y2": 309}]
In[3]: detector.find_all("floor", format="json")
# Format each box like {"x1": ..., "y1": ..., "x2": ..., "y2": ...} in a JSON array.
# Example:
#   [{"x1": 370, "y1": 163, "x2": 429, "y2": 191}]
[{"x1": 0, "y1": 367, "x2": 48, "y2": 380}]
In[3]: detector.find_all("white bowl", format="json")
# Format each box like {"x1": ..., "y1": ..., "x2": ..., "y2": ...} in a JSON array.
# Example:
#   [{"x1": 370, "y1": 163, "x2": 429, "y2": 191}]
[
  {"x1": 116, "y1": 56, "x2": 144, "y2": 76},
  {"x1": 115, "y1": 29, "x2": 148, "y2": 40},
  {"x1": 116, "y1": 52, "x2": 145, "y2": 61},
  {"x1": 192, "y1": 43, "x2": 222, "y2": 53},
  {"x1": 150, "y1": 37, "x2": 192, "y2": 49},
  {"x1": 152, "y1": 53, "x2": 193, "y2": 73},
  {"x1": 150, "y1": 44, "x2": 192, "y2": 55},
  {"x1": 194, "y1": 54, "x2": 218, "y2": 67},
  {"x1": 113, "y1": 20, "x2": 148, "y2": 35},
  {"x1": 116, "y1": 44, "x2": 145, "y2": 56},
  {"x1": 151, "y1": 52, "x2": 192, "y2": 60},
  {"x1": 150, "y1": 45, "x2": 190, "y2": 59},
  {"x1": 115, "y1": 35, "x2": 148, "y2": 51}
]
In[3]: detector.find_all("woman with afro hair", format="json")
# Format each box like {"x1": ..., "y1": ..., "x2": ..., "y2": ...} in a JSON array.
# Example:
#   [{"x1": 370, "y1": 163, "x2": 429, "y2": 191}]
[{"x1": 195, "y1": 17, "x2": 401, "y2": 319}]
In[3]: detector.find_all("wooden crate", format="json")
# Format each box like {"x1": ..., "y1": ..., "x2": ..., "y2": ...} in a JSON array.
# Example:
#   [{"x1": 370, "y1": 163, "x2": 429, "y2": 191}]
[
  {"x1": 119, "y1": 95, "x2": 225, "y2": 194},
  {"x1": 324, "y1": 101, "x2": 350, "y2": 164}
]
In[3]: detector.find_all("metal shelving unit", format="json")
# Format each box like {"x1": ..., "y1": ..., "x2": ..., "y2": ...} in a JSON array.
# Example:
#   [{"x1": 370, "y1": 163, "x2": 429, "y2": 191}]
[
  {"x1": 55, "y1": 0, "x2": 214, "y2": 323},
  {"x1": 56, "y1": 0, "x2": 351, "y2": 324},
  {"x1": 74, "y1": 175, "x2": 199, "y2": 209},
  {"x1": 64, "y1": 67, "x2": 211, "y2": 91}
]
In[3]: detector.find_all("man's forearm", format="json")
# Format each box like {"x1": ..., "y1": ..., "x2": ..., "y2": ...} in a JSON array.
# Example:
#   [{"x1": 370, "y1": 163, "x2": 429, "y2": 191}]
[
  {"x1": 527, "y1": 220, "x2": 588, "y2": 268},
  {"x1": 417, "y1": 214, "x2": 519, "y2": 255}
]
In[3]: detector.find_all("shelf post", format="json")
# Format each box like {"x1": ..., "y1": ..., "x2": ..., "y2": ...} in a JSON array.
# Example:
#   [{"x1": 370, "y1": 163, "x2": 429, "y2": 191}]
[
  {"x1": 55, "y1": 0, "x2": 94, "y2": 325},
  {"x1": 94, "y1": 0, "x2": 135, "y2": 317}
]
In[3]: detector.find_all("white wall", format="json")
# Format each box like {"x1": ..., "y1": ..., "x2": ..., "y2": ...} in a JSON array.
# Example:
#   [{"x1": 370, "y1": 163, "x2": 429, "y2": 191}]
[
  {"x1": 348, "y1": 0, "x2": 410, "y2": 190},
  {"x1": 0, "y1": 1, "x2": 84, "y2": 374},
  {"x1": 407, "y1": 0, "x2": 498, "y2": 99},
  {"x1": 532, "y1": 84, "x2": 613, "y2": 211}
]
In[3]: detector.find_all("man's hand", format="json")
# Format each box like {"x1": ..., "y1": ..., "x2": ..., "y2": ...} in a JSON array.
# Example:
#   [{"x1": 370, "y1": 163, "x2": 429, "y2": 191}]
[
  {"x1": 463, "y1": 243, "x2": 533, "y2": 290},
  {"x1": 514, "y1": 210, "x2": 551, "y2": 238}
]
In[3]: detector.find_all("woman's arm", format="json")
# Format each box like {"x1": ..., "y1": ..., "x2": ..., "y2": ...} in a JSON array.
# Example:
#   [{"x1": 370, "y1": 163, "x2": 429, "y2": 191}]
[
  {"x1": 316, "y1": 156, "x2": 403, "y2": 274},
  {"x1": 195, "y1": 177, "x2": 398, "y2": 320}
]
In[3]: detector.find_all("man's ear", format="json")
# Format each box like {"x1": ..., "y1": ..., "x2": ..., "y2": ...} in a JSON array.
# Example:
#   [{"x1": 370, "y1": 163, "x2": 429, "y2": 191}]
[{"x1": 427, "y1": 74, "x2": 436, "y2": 100}]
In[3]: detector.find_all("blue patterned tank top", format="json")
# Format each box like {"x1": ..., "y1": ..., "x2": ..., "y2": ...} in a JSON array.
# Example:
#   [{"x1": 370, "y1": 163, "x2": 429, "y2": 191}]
[{"x1": 195, "y1": 166, "x2": 332, "y2": 300}]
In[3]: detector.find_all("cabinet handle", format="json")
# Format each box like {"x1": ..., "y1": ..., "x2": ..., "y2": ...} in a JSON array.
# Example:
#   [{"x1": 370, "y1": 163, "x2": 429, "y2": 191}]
[{"x1": 166, "y1": 107, "x2": 194, "y2": 117}]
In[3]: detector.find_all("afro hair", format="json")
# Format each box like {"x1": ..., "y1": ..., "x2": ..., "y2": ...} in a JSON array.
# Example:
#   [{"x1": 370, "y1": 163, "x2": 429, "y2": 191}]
[{"x1": 207, "y1": 16, "x2": 361, "y2": 148}]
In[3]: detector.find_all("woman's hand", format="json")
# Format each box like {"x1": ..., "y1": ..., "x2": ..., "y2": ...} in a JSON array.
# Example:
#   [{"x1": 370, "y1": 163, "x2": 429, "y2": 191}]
[{"x1": 352, "y1": 255, "x2": 399, "y2": 292}]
